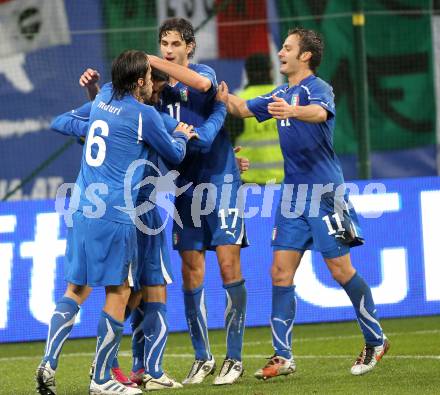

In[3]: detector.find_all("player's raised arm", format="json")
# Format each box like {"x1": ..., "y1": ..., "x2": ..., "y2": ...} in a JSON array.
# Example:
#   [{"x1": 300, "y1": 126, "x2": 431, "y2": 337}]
[
  {"x1": 217, "y1": 81, "x2": 255, "y2": 119},
  {"x1": 149, "y1": 55, "x2": 211, "y2": 92},
  {"x1": 52, "y1": 69, "x2": 101, "y2": 141},
  {"x1": 79, "y1": 68, "x2": 101, "y2": 100},
  {"x1": 50, "y1": 101, "x2": 92, "y2": 138}
]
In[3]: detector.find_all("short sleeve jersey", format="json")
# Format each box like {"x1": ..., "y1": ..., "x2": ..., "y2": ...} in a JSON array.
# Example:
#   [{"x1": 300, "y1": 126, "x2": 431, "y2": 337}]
[{"x1": 247, "y1": 74, "x2": 344, "y2": 188}]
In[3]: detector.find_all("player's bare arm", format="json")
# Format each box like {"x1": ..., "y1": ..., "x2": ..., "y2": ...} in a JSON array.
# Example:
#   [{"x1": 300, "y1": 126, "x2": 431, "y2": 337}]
[
  {"x1": 217, "y1": 81, "x2": 254, "y2": 118},
  {"x1": 268, "y1": 95, "x2": 327, "y2": 123},
  {"x1": 148, "y1": 55, "x2": 211, "y2": 92},
  {"x1": 79, "y1": 68, "x2": 100, "y2": 100}
]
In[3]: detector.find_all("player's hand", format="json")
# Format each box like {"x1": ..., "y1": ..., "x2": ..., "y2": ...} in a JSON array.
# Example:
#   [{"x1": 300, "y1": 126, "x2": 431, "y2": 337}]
[
  {"x1": 79, "y1": 68, "x2": 100, "y2": 87},
  {"x1": 268, "y1": 95, "x2": 294, "y2": 120},
  {"x1": 234, "y1": 146, "x2": 250, "y2": 173},
  {"x1": 216, "y1": 81, "x2": 229, "y2": 104},
  {"x1": 175, "y1": 122, "x2": 198, "y2": 140}
]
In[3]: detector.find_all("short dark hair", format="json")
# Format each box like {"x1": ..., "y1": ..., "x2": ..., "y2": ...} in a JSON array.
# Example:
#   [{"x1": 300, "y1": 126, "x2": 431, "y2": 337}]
[
  {"x1": 158, "y1": 18, "x2": 196, "y2": 58},
  {"x1": 111, "y1": 50, "x2": 150, "y2": 100},
  {"x1": 151, "y1": 67, "x2": 169, "y2": 83},
  {"x1": 288, "y1": 27, "x2": 324, "y2": 72},
  {"x1": 245, "y1": 53, "x2": 272, "y2": 86}
]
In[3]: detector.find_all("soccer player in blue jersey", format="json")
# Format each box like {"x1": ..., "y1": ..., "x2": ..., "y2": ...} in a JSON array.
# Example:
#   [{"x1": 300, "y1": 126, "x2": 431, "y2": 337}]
[
  {"x1": 76, "y1": 66, "x2": 236, "y2": 390},
  {"x1": 217, "y1": 27, "x2": 389, "y2": 379},
  {"x1": 35, "y1": 50, "x2": 195, "y2": 395},
  {"x1": 147, "y1": 18, "x2": 249, "y2": 385},
  {"x1": 54, "y1": 66, "x2": 244, "y2": 391}
]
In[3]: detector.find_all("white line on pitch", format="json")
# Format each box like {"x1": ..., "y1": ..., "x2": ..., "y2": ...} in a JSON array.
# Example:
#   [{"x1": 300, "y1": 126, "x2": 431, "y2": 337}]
[
  {"x1": 2, "y1": 329, "x2": 439, "y2": 363},
  {"x1": 171, "y1": 328, "x2": 440, "y2": 349},
  {"x1": 164, "y1": 354, "x2": 440, "y2": 360},
  {"x1": 2, "y1": 353, "x2": 439, "y2": 363}
]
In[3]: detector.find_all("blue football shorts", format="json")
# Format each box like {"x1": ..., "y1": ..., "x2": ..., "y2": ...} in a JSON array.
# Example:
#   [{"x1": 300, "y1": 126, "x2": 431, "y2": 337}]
[
  {"x1": 64, "y1": 211, "x2": 137, "y2": 287},
  {"x1": 271, "y1": 191, "x2": 364, "y2": 258},
  {"x1": 172, "y1": 180, "x2": 249, "y2": 251},
  {"x1": 135, "y1": 207, "x2": 173, "y2": 290}
]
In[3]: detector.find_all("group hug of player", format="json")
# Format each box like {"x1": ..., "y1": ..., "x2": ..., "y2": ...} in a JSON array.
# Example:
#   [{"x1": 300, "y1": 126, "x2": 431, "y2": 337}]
[{"x1": 35, "y1": 18, "x2": 389, "y2": 395}]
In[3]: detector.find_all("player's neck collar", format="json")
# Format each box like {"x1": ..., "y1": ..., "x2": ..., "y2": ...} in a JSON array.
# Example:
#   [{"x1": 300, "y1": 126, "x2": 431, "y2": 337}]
[{"x1": 288, "y1": 71, "x2": 314, "y2": 88}]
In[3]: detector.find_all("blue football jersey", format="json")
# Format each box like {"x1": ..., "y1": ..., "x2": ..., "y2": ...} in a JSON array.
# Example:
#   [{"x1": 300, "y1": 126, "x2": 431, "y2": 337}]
[
  {"x1": 73, "y1": 83, "x2": 188, "y2": 224},
  {"x1": 51, "y1": 89, "x2": 226, "y2": 211},
  {"x1": 247, "y1": 74, "x2": 344, "y2": 188},
  {"x1": 51, "y1": 102, "x2": 91, "y2": 138},
  {"x1": 158, "y1": 63, "x2": 240, "y2": 185}
]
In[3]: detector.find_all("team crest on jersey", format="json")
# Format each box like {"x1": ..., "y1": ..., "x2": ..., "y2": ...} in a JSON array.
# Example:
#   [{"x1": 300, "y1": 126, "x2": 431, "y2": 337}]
[
  {"x1": 272, "y1": 227, "x2": 277, "y2": 241},
  {"x1": 291, "y1": 94, "x2": 299, "y2": 106},
  {"x1": 173, "y1": 232, "x2": 179, "y2": 245},
  {"x1": 180, "y1": 87, "x2": 188, "y2": 102}
]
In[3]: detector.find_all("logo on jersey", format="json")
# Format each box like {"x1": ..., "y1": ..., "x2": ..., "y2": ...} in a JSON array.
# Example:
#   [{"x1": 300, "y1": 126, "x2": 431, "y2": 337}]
[
  {"x1": 180, "y1": 87, "x2": 188, "y2": 102},
  {"x1": 291, "y1": 94, "x2": 299, "y2": 106}
]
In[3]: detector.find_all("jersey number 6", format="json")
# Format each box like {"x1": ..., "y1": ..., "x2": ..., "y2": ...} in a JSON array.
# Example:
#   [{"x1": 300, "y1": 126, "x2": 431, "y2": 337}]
[{"x1": 85, "y1": 120, "x2": 109, "y2": 167}]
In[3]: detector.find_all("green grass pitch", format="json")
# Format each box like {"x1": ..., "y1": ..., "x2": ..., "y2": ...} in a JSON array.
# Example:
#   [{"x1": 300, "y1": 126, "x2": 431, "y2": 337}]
[{"x1": 1, "y1": 315, "x2": 439, "y2": 394}]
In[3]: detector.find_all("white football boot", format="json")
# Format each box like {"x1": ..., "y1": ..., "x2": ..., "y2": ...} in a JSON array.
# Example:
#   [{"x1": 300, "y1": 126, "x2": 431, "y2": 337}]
[
  {"x1": 35, "y1": 361, "x2": 57, "y2": 395},
  {"x1": 142, "y1": 372, "x2": 183, "y2": 390},
  {"x1": 254, "y1": 355, "x2": 296, "y2": 380},
  {"x1": 351, "y1": 335, "x2": 390, "y2": 376},
  {"x1": 213, "y1": 358, "x2": 243, "y2": 385},
  {"x1": 89, "y1": 379, "x2": 142, "y2": 394},
  {"x1": 182, "y1": 358, "x2": 216, "y2": 384}
]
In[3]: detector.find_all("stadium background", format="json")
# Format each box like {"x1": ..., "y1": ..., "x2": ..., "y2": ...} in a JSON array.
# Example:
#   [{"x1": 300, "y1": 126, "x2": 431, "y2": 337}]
[{"x1": 1, "y1": 0, "x2": 440, "y2": 343}]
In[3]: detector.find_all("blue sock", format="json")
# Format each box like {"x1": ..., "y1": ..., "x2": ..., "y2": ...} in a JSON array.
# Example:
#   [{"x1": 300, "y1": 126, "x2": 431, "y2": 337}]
[
  {"x1": 43, "y1": 296, "x2": 79, "y2": 369},
  {"x1": 342, "y1": 272, "x2": 383, "y2": 346},
  {"x1": 143, "y1": 302, "x2": 168, "y2": 379},
  {"x1": 111, "y1": 307, "x2": 132, "y2": 369},
  {"x1": 271, "y1": 285, "x2": 296, "y2": 359},
  {"x1": 131, "y1": 301, "x2": 145, "y2": 372},
  {"x1": 183, "y1": 285, "x2": 211, "y2": 361},
  {"x1": 224, "y1": 280, "x2": 247, "y2": 361},
  {"x1": 93, "y1": 311, "x2": 124, "y2": 384}
]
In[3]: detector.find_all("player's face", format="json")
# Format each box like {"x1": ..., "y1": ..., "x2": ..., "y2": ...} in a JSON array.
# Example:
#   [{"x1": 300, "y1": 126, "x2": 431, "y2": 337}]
[
  {"x1": 150, "y1": 80, "x2": 167, "y2": 104},
  {"x1": 278, "y1": 34, "x2": 304, "y2": 76},
  {"x1": 139, "y1": 65, "x2": 153, "y2": 103},
  {"x1": 160, "y1": 31, "x2": 193, "y2": 66}
]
